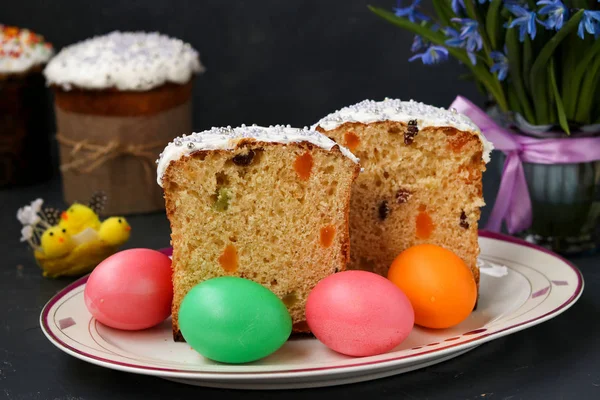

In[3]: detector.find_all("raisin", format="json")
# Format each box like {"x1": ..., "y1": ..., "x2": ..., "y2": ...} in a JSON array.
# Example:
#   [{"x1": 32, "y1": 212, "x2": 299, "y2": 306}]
[
  {"x1": 460, "y1": 211, "x2": 470, "y2": 229},
  {"x1": 396, "y1": 188, "x2": 412, "y2": 204},
  {"x1": 232, "y1": 150, "x2": 255, "y2": 166},
  {"x1": 378, "y1": 201, "x2": 390, "y2": 221},
  {"x1": 404, "y1": 120, "x2": 419, "y2": 145}
]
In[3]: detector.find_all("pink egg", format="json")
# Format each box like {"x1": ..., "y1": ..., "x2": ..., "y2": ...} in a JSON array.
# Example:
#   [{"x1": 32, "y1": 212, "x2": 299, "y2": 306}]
[
  {"x1": 84, "y1": 249, "x2": 173, "y2": 330},
  {"x1": 306, "y1": 270, "x2": 414, "y2": 357}
]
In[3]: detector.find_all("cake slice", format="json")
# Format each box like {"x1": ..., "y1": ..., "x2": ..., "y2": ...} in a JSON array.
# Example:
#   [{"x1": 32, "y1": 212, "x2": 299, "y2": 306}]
[
  {"x1": 314, "y1": 99, "x2": 492, "y2": 289},
  {"x1": 157, "y1": 125, "x2": 360, "y2": 340}
]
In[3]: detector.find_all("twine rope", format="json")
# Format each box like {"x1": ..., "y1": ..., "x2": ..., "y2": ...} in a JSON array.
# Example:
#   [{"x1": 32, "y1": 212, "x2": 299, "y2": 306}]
[{"x1": 56, "y1": 134, "x2": 165, "y2": 183}]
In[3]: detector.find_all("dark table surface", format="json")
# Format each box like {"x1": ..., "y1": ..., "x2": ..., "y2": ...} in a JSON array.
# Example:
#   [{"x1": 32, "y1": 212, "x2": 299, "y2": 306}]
[{"x1": 2, "y1": 167, "x2": 599, "y2": 400}]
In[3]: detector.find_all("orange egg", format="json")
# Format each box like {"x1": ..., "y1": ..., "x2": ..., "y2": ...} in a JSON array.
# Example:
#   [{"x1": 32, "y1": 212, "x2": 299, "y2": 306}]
[{"x1": 387, "y1": 244, "x2": 477, "y2": 329}]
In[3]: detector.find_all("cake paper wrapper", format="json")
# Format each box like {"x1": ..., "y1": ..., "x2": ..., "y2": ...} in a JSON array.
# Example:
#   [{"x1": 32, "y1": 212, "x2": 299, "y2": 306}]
[{"x1": 55, "y1": 101, "x2": 191, "y2": 215}]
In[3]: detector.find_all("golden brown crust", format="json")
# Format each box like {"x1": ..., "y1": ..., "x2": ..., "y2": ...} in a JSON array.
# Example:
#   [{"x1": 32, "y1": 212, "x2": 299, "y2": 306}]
[{"x1": 52, "y1": 80, "x2": 194, "y2": 116}]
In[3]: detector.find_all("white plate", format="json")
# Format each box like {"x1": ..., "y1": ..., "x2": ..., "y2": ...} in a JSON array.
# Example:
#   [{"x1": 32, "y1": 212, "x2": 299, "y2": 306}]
[{"x1": 40, "y1": 231, "x2": 584, "y2": 389}]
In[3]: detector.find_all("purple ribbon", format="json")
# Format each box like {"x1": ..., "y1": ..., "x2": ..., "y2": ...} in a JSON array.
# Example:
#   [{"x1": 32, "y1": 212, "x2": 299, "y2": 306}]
[{"x1": 450, "y1": 96, "x2": 600, "y2": 234}]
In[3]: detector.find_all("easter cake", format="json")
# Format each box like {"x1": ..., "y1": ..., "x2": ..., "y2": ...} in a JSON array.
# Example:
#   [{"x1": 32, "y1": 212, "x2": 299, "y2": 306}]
[
  {"x1": 157, "y1": 125, "x2": 360, "y2": 340},
  {"x1": 43, "y1": 31, "x2": 204, "y2": 215},
  {"x1": 314, "y1": 99, "x2": 491, "y2": 289},
  {"x1": 0, "y1": 25, "x2": 54, "y2": 186}
]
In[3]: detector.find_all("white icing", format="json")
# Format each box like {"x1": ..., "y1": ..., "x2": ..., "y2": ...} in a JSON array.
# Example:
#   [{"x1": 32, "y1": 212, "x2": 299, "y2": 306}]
[
  {"x1": 315, "y1": 98, "x2": 493, "y2": 163},
  {"x1": 477, "y1": 259, "x2": 509, "y2": 277},
  {"x1": 156, "y1": 125, "x2": 360, "y2": 187},
  {"x1": 44, "y1": 31, "x2": 204, "y2": 91},
  {"x1": 0, "y1": 25, "x2": 54, "y2": 74}
]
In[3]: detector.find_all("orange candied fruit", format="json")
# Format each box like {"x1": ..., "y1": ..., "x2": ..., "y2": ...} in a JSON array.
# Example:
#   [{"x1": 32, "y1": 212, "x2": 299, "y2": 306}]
[
  {"x1": 416, "y1": 206, "x2": 434, "y2": 239},
  {"x1": 448, "y1": 133, "x2": 472, "y2": 152},
  {"x1": 344, "y1": 131, "x2": 360, "y2": 151},
  {"x1": 218, "y1": 244, "x2": 238, "y2": 272},
  {"x1": 294, "y1": 152, "x2": 314, "y2": 181},
  {"x1": 319, "y1": 225, "x2": 336, "y2": 248}
]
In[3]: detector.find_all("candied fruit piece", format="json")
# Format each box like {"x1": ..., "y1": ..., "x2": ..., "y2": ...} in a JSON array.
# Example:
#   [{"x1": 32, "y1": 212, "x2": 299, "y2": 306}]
[
  {"x1": 294, "y1": 152, "x2": 313, "y2": 180},
  {"x1": 320, "y1": 225, "x2": 336, "y2": 248},
  {"x1": 213, "y1": 187, "x2": 231, "y2": 211},
  {"x1": 218, "y1": 244, "x2": 238, "y2": 272},
  {"x1": 232, "y1": 150, "x2": 255, "y2": 166},
  {"x1": 448, "y1": 132, "x2": 472, "y2": 152},
  {"x1": 344, "y1": 131, "x2": 360, "y2": 151},
  {"x1": 378, "y1": 201, "x2": 390, "y2": 221},
  {"x1": 460, "y1": 211, "x2": 470, "y2": 229},
  {"x1": 281, "y1": 292, "x2": 298, "y2": 307},
  {"x1": 416, "y1": 211, "x2": 434, "y2": 239}
]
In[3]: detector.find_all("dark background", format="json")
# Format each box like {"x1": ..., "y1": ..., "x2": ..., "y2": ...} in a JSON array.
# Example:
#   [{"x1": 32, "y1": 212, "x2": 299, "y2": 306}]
[
  {"x1": 2, "y1": 1, "x2": 598, "y2": 400},
  {"x1": 3, "y1": 0, "x2": 483, "y2": 135}
]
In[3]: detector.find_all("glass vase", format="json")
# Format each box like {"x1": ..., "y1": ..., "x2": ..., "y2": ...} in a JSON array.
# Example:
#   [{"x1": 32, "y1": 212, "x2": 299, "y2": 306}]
[{"x1": 488, "y1": 112, "x2": 600, "y2": 255}]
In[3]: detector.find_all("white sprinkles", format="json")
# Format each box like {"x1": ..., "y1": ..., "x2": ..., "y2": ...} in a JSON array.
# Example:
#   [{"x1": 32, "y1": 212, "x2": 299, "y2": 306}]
[
  {"x1": 44, "y1": 31, "x2": 204, "y2": 91},
  {"x1": 156, "y1": 125, "x2": 359, "y2": 187},
  {"x1": 315, "y1": 98, "x2": 493, "y2": 163}
]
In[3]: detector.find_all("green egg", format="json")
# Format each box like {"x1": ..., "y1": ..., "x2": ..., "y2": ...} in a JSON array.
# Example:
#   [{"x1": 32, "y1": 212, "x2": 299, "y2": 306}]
[{"x1": 179, "y1": 276, "x2": 292, "y2": 364}]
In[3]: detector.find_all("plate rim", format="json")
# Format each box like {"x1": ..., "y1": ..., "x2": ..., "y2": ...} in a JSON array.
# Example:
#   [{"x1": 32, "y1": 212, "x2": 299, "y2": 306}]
[{"x1": 39, "y1": 230, "x2": 584, "y2": 379}]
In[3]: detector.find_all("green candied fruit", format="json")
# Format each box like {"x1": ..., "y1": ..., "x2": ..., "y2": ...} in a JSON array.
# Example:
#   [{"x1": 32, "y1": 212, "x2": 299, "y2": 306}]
[
  {"x1": 213, "y1": 188, "x2": 231, "y2": 211},
  {"x1": 281, "y1": 292, "x2": 298, "y2": 307}
]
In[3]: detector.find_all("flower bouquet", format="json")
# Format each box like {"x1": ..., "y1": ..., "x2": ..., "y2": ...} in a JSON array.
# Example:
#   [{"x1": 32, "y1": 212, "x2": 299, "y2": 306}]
[{"x1": 370, "y1": 0, "x2": 600, "y2": 254}]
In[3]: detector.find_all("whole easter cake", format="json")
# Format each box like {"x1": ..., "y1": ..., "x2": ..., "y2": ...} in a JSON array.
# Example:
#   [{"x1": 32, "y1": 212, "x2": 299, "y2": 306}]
[
  {"x1": 315, "y1": 99, "x2": 492, "y2": 289},
  {"x1": 157, "y1": 125, "x2": 360, "y2": 340},
  {"x1": 0, "y1": 25, "x2": 54, "y2": 186},
  {"x1": 44, "y1": 31, "x2": 204, "y2": 215}
]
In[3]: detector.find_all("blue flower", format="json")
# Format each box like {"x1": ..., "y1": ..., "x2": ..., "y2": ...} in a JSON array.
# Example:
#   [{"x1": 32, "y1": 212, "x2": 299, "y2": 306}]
[
  {"x1": 537, "y1": 0, "x2": 568, "y2": 30},
  {"x1": 445, "y1": 19, "x2": 482, "y2": 65},
  {"x1": 490, "y1": 50, "x2": 509, "y2": 81},
  {"x1": 409, "y1": 45, "x2": 449, "y2": 64},
  {"x1": 394, "y1": 0, "x2": 430, "y2": 23},
  {"x1": 505, "y1": 4, "x2": 538, "y2": 41},
  {"x1": 451, "y1": 0, "x2": 465, "y2": 14},
  {"x1": 452, "y1": 18, "x2": 483, "y2": 52},
  {"x1": 411, "y1": 35, "x2": 426, "y2": 52},
  {"x1": 578, "y1": 10, "x2": 600, "y2": 39}
]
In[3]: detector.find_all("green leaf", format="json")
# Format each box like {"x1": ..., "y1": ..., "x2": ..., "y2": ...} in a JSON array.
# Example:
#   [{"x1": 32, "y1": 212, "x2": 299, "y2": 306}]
[
  {"x1": 575, "y1": 54, "x2": 600, "y2": 124},
  {"x1": 529, "y1": 10, "x2": 584, "y2": 123},
  {"x1": 548, "y1": 58, "x2": 570, "y2": 134},
  {"x1": 432, "y1": 0, "x2": 453, "y2": 27},
  {"x1": 507, "y1": 86, "x2": 523, "y2": 117},
  {"x1": 522, "y1": 36, "x2": 533, "y2": 92},
  {"x1": 368, "y1": 5, "x2": 509, "y2": 111},
  {"x1": 505, "y1": 26, "x2": 536, "y2": 123},
  {"x1": 565, "y1": 39, "x2": 600, "y2": 119},
  {"x1": 486, "y1": 0, "x2": 503, "y2": 49}
]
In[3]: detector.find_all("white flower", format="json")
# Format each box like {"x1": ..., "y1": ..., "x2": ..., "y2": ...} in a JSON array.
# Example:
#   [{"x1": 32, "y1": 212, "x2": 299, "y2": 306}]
[
  {"x1": 20, "y1": 226, "x2": 33, "y2": 242},
  {"x1": 16, "y1": 199, "x2": 44, "y2": 226},
  {"x1": 31, "y1": 198, "x2": 43, "y2": 213}
]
